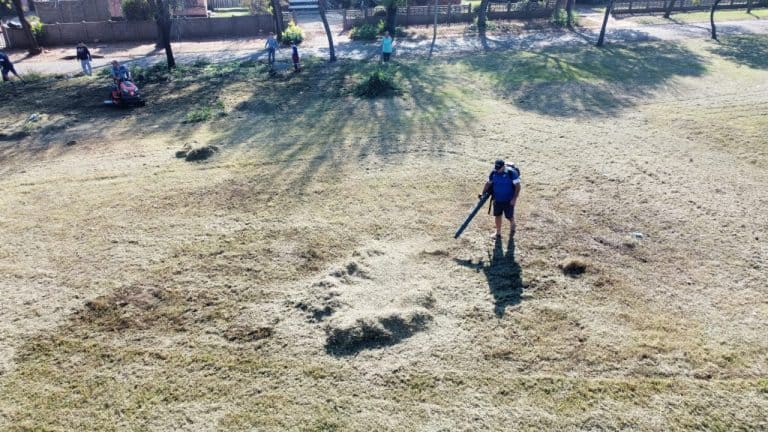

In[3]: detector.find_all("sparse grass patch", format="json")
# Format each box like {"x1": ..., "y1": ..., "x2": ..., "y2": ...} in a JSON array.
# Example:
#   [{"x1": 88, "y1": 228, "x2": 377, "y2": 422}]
[
  {"x1": 183, "y1": 101, "x2": 226, "y2": 123},
  {"x1": 1, "y1": 38, "x2": 767, "y2": 431}
]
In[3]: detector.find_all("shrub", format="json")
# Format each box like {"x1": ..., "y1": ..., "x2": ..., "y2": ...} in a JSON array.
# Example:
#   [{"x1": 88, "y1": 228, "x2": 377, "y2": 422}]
[
  {"x1": 28, "y1": 16, "x2": 44, "y2": 40},
  {"x1": 282, "y1": 21, "x2": 304, "y2": 45},
  {"x1": 376, "y1": 19, "x2": 386, "y2": 34},
  {"x1": 349, "y1": 23, "x2": 379, "y2": 40},
  {"x1": 353, "y1": 69, "x2": 400, "y2": 98},
  {"x1": 183, "y1": 101, "x2": 226, "y2": 123},
  {"x1": 551, "y1": 8, "x2": 578, "y2": 27},
  {"x1": 122, "y1": 0, "x2": 154, "y2": 21}
]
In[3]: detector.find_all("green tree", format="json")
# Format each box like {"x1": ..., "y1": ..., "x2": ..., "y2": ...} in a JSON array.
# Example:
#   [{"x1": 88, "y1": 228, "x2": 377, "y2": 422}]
[
  {"x1": 122, "y1": 0, "x2": 154, "y2": 20},
  {"x1": 664, "y1": 0, "x2": 675, "y2": 19},
  {"x1": 318, "y1": 0, "x2": 336, "y2": 61},
  {"x1": 270, "y1": 0, "x2": 284, "y2": 39},
  {"x1": 710, "y1": 0, "x2": 722, "y2": 40},
  {"x1": 147, "y1": 0, "x2": 176, "y2": 69},
  {"x1": 476, "y1": 0, "x2": 490, "y2": 31},
  {"x1": 377, "y1": 0, "x2": 401, "y2": 34},
  {"x1": 565, "y1": 0, "x2": 575, "y2": 27},
  {"x1": 4, "y1": 0, "x2": 42, "y2": 55},
  {"x1": 596, "y1": 0, "x2": 614, "y2": 47}
]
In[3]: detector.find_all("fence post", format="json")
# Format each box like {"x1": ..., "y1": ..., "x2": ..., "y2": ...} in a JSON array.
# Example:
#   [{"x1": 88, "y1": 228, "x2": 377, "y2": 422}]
[{"x1": 406, "y1": 4, "x2": 410, "y2": 26}]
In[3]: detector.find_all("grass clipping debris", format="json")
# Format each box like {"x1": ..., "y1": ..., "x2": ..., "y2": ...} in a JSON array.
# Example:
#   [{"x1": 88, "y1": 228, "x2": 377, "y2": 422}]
[
  {"x1": 353, "y1": 69, "x2": 401, "y2": 98},
  {"x1": 176, "y1": 144, "x2": 219, "y2": 161}
]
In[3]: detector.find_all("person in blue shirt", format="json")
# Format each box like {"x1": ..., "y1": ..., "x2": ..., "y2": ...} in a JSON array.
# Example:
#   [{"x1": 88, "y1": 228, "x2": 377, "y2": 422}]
[
  {"x1": 0, "y1": 51, "x2": 21, "y2": 82},
  {"x1": 381, "y1": 31, "x2": 393, "y2": 62},
  {"x1": 76, "y1": 42, "x2": 93, "y2": 76},
  {"x1": 291, "y1": 43, "x2": 300, "y2": 72},
  {"x1": 265, "y1": 33, "x2": 278, "y2": 65},
  {"x1": 109, "y1": 60, "x2": 130, "y2": 81},
  {"x1": 481, "y1": 159, "x2": 522, "y2": 237}
]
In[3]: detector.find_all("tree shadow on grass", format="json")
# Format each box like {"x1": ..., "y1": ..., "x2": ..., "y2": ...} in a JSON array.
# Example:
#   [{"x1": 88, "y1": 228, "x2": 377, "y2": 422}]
[
  {"x1": 455, "y1": 235, "x2": 524, "y2": 317},
  {"x1": 709, "y1": 35, "x2": 768, "y2": 69},
  {"x1": 213, "y1": 58, "x2": 477, "y2": 191},
  {"x1": 460, "y1": 41, "x2": 706, "y2": 117}
]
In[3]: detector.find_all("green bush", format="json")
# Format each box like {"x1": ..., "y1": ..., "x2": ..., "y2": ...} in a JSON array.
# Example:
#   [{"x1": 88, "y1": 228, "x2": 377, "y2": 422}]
[
  {"x1": 184, "y1": 101, "x2": 226, "y2": 123},
  {"x1": 376, "y1": 19, "x2": 386, "y2": 34},
  {"x1": 551, "y1": 8, "x2": 578, "y2": 27},
  {"x1": 122, "y1": 0, "x2": 154, "y2": 21},
  {"x1": 28, "y1": 16, "x2": 44, "y2": 40},
  {"x1": 349, "y1": 23, "x2": 379, "y2": 40},
  {"x1": 353, "y1": 69, "x2": 401, "y2": 98},
  {"x1": 282, "y1": 21, "x2": 304, "y2": 45}
]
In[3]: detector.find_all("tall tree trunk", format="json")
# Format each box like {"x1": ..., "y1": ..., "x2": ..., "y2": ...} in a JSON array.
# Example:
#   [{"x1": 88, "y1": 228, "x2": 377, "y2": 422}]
[
  {"x1": 318, "y1": 0, "x2": 336, "y2": 62},
  {"x1": 385, "y1": 3, "x2": 397, "y2": 34},
  {"x1": 11, "y1": 0, "x2": 41, "y2": 55},
  {"x1": 477, "y1": 0, "x2": 490, "y2": 31},
  {"x1": 270, "y1": 0, "x2": 284, "y2": 40},
  {"x1": 746, "y1": 0, "x2": 752, "y2": 14},
  {"x1": 154, "y1": 0, "x2": 175, "y2": 69},
  {"x1": 663, "y1": 0, "x2": 675, "y2": 19},
  {"x1": 710, "y1": 0, "x2": 722, "y2": 40},
  {"x1": 429, "y1": 0, "x2": 438, "y2": 57},
  {"x1": 565, "y1": 0, "x2": 574, "y2": 28},
  {"x1": 596, "y1": 0, "x2": 614, "y2": 47},
  {"x1": 554, "y1": 0, "x2": 565, "y2": 23}
]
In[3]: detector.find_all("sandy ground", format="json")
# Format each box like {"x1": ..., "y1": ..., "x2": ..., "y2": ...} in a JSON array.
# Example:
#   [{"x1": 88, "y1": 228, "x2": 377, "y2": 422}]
[
  {"x1": 0, "y1": 22, "x2": 767, "y2": 431},
  {"x1": 4, "y1": 9, "x2": 768, "y2": 75}
]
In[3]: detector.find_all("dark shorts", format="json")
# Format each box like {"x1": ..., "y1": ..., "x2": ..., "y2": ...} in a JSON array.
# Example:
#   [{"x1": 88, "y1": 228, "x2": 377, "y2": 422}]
[
  {"x1": 382, "y1": 52, "x2": 391, "y2": 61},
  {"x1": 2, "y1": 66, "x2": 15, "y2": 81},
  {"x1": 493, "y1": 200, "x2": 515, "y2": 219}
]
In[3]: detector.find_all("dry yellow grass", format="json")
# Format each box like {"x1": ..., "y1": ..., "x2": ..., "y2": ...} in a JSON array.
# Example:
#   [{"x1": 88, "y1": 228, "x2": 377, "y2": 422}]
[{"x1": 0, "y1": 37, "x2": 767, "y2": 430}]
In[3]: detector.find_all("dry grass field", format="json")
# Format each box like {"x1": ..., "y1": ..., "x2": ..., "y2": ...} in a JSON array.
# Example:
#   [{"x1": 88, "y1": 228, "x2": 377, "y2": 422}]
[{"x1": 0, "y1": 35, "x2": 766, "y2": 431}]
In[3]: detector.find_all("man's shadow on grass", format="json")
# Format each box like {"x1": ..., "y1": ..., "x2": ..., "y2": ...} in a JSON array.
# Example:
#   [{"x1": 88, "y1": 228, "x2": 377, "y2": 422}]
[{"x1": 455, "y1": 236, "x2": 524, "y2": 317}]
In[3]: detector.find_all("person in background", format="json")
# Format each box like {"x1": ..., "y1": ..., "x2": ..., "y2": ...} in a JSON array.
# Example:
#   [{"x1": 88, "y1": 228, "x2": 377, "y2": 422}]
[
  {"x1": 265, "y1": 33, "x2": 278, "y2": 65},
  {"x1": 109, "y1": 60, "x2": 130, "y2": 81},
  {"x1": 381, "y1": 31, "x2": 393, "y2": 62},
  {"x1": 76, "y1": 42, "x2": 92, "y2": 76},
  {"x1": 291, "y1": 43, "x2": 300, "y2": 72}
]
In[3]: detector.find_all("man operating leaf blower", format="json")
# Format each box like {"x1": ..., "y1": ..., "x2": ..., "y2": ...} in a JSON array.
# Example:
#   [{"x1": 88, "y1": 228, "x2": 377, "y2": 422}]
[{"x1": 455, "y1": 159, "x2": 521, "y2": 239}]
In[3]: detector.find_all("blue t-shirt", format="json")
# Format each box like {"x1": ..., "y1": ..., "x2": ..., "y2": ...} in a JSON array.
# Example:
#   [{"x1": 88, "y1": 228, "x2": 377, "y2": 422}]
[
  {"x1": 488, "y1": 167, "x2": 520, "y2": 202},
  {"x1": 111, "y1": 65, "x2": 129, "y2": 80},
  {"x1": 382, "y1": 36, "x2": 393, "y2": 54},
  {"x1": 0, "y1": 53, "x2": 11, "y2": 69}
]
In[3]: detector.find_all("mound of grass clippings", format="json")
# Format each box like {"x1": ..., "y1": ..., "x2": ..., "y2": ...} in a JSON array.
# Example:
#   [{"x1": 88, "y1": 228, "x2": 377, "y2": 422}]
[
  {"x1": 184, "y1": 145, "x2": 219, "y2": 161},
  {"x1": 559, "y1": 257, "x2": 590, "y2": 277},
  {"x1": 353, "y1": 69, "x2": 401, "y2": 98}
]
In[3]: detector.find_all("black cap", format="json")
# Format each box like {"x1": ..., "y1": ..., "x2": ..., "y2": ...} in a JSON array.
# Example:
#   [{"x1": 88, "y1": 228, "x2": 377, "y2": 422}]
[{"x1": 494, "y1": 159, "x2": 505, "y2": 169}]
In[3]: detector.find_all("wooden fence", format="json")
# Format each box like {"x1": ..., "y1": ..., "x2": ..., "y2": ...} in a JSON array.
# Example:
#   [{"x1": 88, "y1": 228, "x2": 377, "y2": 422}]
[
  {"x1": 343, "y1": 0, "x2": 555, "y2": 29},
  {"x1": 612, "y1": 0, "x2": 768, "y2": 14},
  {"x1": 5, "y1": 14, "x2": 284, "y2": 48},
  {"x1": 208, "y1": 0, "x2": 245, "y2": 9}
]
